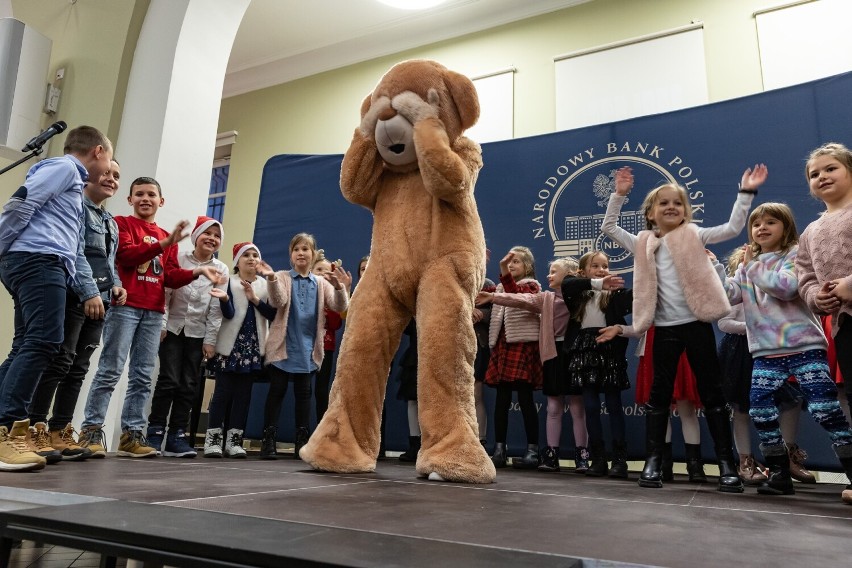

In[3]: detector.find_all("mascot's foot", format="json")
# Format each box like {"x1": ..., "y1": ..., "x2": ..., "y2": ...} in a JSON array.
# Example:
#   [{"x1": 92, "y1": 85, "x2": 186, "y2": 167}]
[
  {"x1": 416, "y1": 439, "x2": 496, "y2": 484},
  {"x1": 299, "y1": 419, "x2": 376, "y2": 474}
]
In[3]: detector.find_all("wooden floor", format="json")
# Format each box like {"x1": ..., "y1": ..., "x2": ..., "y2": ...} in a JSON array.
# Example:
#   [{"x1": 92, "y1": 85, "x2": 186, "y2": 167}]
[{"x1": 1, "y1": 453, "x2": 850, "y2": 567}]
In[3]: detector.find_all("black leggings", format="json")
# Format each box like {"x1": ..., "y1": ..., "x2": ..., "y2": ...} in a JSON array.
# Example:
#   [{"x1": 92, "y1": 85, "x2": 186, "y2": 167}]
[
  {"x1": 649, "y1": 321, "x2": 726, "y2": 411},
  {"x1": 493, "y1": 382, "x2": 538, "y2": 445},
  {"x1": 834, "y1": 319, "x2": 852, "y2": 417},
  {"x1": 264, "y1": 366, "x2": 312, "y2": 430},
  {"x1": 583, "y1": 387, "x2": 625, "y2": 444}
]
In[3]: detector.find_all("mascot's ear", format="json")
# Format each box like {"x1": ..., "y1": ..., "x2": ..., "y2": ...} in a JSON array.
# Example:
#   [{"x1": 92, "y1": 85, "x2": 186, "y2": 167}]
[
  {"x1": 445, "y1": 70, "x2": 480, "y2": 132},
  {"x1": 360, "y1": 93, "x2": 372, "y2": 119}
]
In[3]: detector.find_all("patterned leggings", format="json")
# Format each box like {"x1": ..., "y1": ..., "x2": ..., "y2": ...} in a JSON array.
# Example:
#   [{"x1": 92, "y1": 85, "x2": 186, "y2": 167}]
[{"x1": 749, "y1": 349, "x2": 852, "y2": 455}]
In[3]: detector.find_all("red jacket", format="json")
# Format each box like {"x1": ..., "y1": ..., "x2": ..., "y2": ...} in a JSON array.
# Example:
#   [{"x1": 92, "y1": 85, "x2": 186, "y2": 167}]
[
  {"x1": 114, "y1": 215, "x2": 196, "y2": 312},
  {"x1": 323, "y1": 308, "x2": 343, "y2": 351}
]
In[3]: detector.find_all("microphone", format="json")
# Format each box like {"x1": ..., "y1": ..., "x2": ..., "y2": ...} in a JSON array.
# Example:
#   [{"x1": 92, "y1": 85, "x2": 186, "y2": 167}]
[{"x1": 21, "y1": 120, "x2": 67, "y2": 152}]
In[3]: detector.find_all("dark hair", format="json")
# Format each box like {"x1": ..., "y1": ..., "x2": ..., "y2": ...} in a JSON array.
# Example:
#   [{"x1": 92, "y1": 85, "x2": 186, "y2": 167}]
[
  {"x1": 129, "y1": 176, "x2": 162, "y2": 196},
  {"x1": 63, "y1": 125, "x2": 112, "y2": 155}
]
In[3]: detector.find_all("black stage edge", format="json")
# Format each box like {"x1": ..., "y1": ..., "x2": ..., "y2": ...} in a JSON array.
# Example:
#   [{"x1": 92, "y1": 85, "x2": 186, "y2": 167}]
[{"x1": 0, "y1": 456, "x2": 849, "y2": 567}]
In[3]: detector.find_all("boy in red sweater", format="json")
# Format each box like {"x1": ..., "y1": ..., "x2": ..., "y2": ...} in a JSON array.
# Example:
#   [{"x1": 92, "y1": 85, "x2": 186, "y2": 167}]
[{"x1": 78, "y1": 177, "x2": 221, "y2": 457}]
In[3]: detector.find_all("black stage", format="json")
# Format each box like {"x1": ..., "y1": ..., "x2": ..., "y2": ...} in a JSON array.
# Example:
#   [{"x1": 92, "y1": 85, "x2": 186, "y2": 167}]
[{"x1": 1, "y1": 454, "x2": 850, "y2": 567}]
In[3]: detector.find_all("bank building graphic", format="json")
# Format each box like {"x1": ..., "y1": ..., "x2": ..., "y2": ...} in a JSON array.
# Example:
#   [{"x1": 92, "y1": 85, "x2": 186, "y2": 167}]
[{"x1": 544, "y1": 155, "x2": 686, "y2": 275}]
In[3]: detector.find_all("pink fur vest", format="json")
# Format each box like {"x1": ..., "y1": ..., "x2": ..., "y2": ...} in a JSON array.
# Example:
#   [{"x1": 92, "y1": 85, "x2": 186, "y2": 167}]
[{"x1": 628, "y1": 223, "x2": 730, "y2": 337}]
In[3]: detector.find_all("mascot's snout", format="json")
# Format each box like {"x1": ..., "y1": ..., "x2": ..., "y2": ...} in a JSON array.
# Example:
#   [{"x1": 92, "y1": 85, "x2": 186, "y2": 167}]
[{"x1": 375, "y1": 113, "x2": 416, "y2": 166}]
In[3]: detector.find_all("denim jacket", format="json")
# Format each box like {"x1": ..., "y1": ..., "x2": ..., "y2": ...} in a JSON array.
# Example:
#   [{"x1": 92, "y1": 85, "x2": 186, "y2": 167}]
[{"x1": 69, "y1": 195, "x2": 121, "y2": 303}]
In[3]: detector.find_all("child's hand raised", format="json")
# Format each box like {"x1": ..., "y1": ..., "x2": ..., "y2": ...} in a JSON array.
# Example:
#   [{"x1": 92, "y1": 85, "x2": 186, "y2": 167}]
[
  {"x1": 499, "y1": 252, "x2": 514, "y2": 276},
  {"x1": 240, "y1": 279, "x2": 258, "y2": 303},
  {"x1": 324, "y1": 264, "x2": 350, "y2": 291},
  {"x1": 614, "y1": 166, "x2": 634, "y2": 196},
  {"x1": 740, "y1": 164, "x2": 768, "y2": 192},
  {"x1": 162, "y1": 220, "x2": 190, "y2": 248},
  {"x1": 601, "y1": 274, "x2": 624, "y2": 290},
  {"x1": 742, "y1": 244, "x2": 754, "y2": 265},
  {"x1": 209, "y1": 287, "x2": 228, "y2": 300},
  {"x1": 195, "y1": 265, "x2": 226, "y2": 284},
  {"x1": 257, "y1": 261, "x2": 275, "y2": 278}
]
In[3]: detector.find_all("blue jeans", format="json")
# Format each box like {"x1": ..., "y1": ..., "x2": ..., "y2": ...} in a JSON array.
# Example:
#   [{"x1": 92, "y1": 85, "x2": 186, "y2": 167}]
[
  {"x1": 0, "y1": 252, "x2": 66, "y2": 427},
  {"x1": 30, "y1": 291, "x2": 105, "y2": 429},
  {"x1": 82, "y1": 305, "x2": 162, "y2": 432}
]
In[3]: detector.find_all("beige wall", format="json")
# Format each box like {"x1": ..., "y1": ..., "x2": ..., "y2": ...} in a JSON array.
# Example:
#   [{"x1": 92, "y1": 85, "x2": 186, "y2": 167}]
[
  {"x1": 0, "y1": 0, "x2": 143, "y2": 350},
  {"x1": 217, "y1": 0, "x2": 770, "y2": 257}
]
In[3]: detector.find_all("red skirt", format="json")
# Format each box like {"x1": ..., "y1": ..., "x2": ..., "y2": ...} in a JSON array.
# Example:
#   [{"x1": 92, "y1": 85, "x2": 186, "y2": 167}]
[
  {"x1": 822, "y1": 315, "x2": 845, "y2": 385},
  {"x1": 485, "y1": 331, "x2": 543, "y2": 390},
  {"x1": 634, "y1": 326, "x2": 702, "y2": 407}
]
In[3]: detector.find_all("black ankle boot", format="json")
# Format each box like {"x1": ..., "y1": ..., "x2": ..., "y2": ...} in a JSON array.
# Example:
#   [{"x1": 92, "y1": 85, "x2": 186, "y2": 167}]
[
  {"x1": 757, "y1": 452, "x2": 795, "y2": 495},
  {"x1": 838, "y1": 456, "x2": 852, "y2": 504},
  {"x1": 585, "y1": 440, "x2": 608, "y2": 477},
  {"x1": 538, "y1": 446, "x2": 560, "y2": 472},
  {"x1": 685, "y1": 443, "x2": 707, "y2": 483},
  {"x1": 491, "y1": 442, "x2": 507, "y2": 468},
  {"x1": 398, "y1": 436, "x2": 421, "y2": 462},
  {"x1": 294, "y1": 426, "x2": 310, "y2": 460},
  {"x1": 704, "y1": 406, "x2": 744, "y2": 493},
  {"x1": 661, "y1": 442, "x2": 674, "y2": 481},
  {"x1": 512, "y1": 444, "x2": 540, "y2": 469},
  {"x1": 260, "y1": 426, "x2": 278, "y2": 460},
  {"x1": 609, "y1": 440, "x2": 628, "y2": 479},
  {"x1": 639, "y1": 406, "x2": 669, "y2": 488}
]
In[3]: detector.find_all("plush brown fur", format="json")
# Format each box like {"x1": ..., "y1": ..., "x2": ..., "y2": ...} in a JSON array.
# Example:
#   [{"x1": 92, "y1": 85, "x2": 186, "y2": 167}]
[{"x1": 299, "y1": 60, "x2": 496, "y2": 483}]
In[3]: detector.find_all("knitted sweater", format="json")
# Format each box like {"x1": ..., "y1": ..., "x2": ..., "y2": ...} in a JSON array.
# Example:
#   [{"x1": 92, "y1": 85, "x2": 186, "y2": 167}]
[
  {"x1": 797, "y1": 202, "x2": 852, "y2": 336},
  {"x1": 487, "y1": 275, "x2": 541, "y2": 347},
  {"x1": 265, "y1": 270, "x2": 349, "y2": 368},
  {"x1": 489, "y1": 288, "x2": 562, "y2": 362},
  {"x1": 723, "y1": 247, "x2": 826, "y2": 358}
]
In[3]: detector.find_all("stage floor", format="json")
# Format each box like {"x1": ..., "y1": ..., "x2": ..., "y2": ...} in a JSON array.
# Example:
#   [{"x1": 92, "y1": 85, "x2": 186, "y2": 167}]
[{"x1": 2, "y1": 453, "x2": 851, "y2": 567}]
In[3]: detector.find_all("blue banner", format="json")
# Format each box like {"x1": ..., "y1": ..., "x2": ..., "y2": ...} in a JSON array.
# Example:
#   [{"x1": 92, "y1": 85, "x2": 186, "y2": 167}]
[{"x1": 251, "y1": 72, "x2": 852, "y2": 470}]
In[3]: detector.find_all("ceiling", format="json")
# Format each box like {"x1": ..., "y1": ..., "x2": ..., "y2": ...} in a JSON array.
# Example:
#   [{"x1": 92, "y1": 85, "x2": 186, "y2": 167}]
[{"x1": 224, "y1": 0, "x2": 590, "y2": 98}]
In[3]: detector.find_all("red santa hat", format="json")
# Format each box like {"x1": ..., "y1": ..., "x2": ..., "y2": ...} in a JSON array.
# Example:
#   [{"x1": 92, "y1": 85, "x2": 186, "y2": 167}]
[
  {"x1": 232, "y1": 242, "x2": 261, "y2": 268},
  {"x1": 191, "y1": 216, "x2": 224, "y2": 245}
]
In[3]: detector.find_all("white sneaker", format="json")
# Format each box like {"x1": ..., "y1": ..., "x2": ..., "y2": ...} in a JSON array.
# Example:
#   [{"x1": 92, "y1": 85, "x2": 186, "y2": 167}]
[
  {"x1": 224, "y1": 428, "x2": 246, "y2": 458},
  {"x1": 203, "y1": 428, "x2": 223, "y2": 458}
]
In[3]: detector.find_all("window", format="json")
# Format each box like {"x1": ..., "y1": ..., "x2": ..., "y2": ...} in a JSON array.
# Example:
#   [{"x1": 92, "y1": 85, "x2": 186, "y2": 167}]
[
  {"x1": 755, "y1": 0, "x2": 852, "y2": 90},
  {"x1": 554, "y1": 24, "x2": 708, "y2": 131},
  {"x1": 466, "y1": 68, "x2": 515, "y2": 143}
]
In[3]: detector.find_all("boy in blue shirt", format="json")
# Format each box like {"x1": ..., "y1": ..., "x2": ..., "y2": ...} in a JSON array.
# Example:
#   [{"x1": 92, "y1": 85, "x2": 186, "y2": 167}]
[{"x1": 0, "y1": 125, "x2": 112, "y2": 472}]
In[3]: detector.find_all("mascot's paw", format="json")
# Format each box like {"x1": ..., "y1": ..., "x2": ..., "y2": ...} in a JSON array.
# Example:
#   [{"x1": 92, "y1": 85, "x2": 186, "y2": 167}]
[
  {"x1": 416, "y1": 438, "x2": 496, "y2": 484},
  {"x1": 392, "y1": 89, "x2": 439, "y2": 124},
  {"x1": 360, "y1": 95, "x2": 390, "y2": 138},
  {"x1": 299, "y1": 418, "x2": 377, "y2": 474}
]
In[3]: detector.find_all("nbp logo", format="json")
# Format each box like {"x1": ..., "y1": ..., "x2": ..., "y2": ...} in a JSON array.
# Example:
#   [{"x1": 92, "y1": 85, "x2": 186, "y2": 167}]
[{"x1": 530, "y1": 142, "x2": 704, "y2": 274}]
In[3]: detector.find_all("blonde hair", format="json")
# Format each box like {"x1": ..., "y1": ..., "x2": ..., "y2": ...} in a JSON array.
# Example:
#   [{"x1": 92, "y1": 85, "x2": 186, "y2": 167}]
[
  {"x1": 509, "y1": 246, "x2": 536, "y2": 280},
  {"x1": 550, "y1": 256, "x2": 579, "y2": 276},
  {"x1": 747, "y1": 202, "x2": 798, "y2": 255},
  {"x1": 640, "y1": 183, "x2": 693, "y2": 231},
  {"x1": 805, "y1": 142, "x2": 852, "y2": 183},
  {"x1": 725, "y1": 247, "x2": 745, "y2": 277}
]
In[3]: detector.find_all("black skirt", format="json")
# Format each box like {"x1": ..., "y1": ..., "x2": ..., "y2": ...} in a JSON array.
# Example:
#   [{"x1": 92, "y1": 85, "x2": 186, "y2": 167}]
[
  {"x1": 718, "y1": 333, "x2": 753, "y2": 411},
  {"x1": 543, "y1": 340, "x2": 581, "y2": 396},
  {"x1": 567, "y1": 328, "x2": 629, "y2": 392}
]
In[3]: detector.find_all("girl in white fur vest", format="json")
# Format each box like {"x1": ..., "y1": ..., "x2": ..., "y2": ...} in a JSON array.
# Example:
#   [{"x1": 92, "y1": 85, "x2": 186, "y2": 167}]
[{"x1": 597, "y1": 164, "x2": 766, "y2": 493}]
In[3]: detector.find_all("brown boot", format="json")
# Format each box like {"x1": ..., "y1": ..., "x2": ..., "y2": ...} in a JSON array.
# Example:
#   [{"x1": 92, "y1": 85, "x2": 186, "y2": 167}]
[
  {"x1": 28, "y1": 422, "x2": 62, "y2": 464},
  {"x1": 49, "y1": 424, "x2": 91, "y2": 461},
  {"x1": 0, "y1": 420, "x2": 46, "y2": 472},
  {"x1": 738, "y1": 453, "x2": 768, "y2": 485},
  {"x1": 786, "y1": 443, "x2": 816, "y2": 484}
]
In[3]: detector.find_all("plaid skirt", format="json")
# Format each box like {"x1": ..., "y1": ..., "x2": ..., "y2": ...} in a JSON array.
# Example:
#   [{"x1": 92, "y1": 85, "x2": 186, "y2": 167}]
[{"x1": 485, "y1": 330, "x2": 542, "y2": 389}]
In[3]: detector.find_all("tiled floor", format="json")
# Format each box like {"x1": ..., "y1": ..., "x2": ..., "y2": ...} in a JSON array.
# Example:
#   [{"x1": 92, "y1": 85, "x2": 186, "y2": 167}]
[
  {"x1": 8, "y1": 540, "x2": 127, "y2": 567},
  {"x1": 2, "y1": 454, "x2": 851, "y2": 567}
]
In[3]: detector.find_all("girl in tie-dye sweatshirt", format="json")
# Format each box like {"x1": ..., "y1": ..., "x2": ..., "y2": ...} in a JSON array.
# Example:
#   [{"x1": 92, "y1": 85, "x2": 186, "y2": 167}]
[{"x1": 722, "y1": 202, "x2": 852, "y2": 499}]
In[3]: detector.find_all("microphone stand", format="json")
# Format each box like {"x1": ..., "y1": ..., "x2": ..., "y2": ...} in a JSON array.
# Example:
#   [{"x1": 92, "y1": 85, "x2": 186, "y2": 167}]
[{"x1": 0, "y1": 145, "x2": 44, "y2": 177}]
